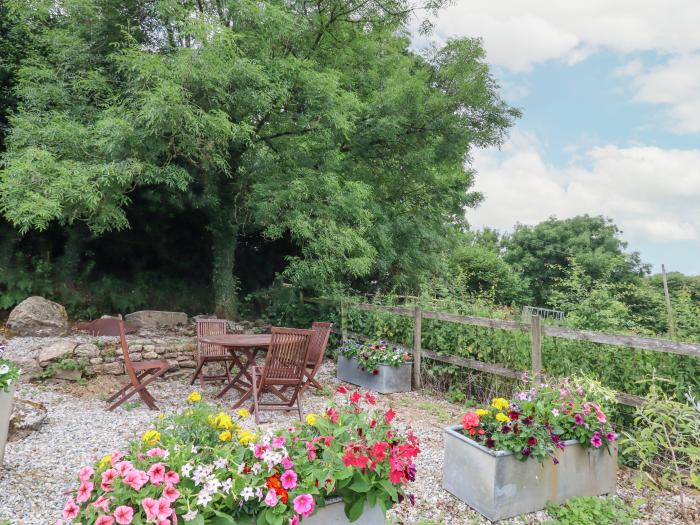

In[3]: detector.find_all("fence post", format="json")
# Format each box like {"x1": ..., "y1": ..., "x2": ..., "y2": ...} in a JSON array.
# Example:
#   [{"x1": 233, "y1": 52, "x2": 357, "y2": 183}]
[
  {"x1": 340, "y1": 300, "x2": 348, "y2": 341},
  {"x1": 413, "y1": 306, "x2": 422, "y2": 389},
  {"x1": 298, "y1": 290, "x2": 304, "y2": 305},
  {"x1": 530, "y1": 314, "x2": 542, "y2": 383}
]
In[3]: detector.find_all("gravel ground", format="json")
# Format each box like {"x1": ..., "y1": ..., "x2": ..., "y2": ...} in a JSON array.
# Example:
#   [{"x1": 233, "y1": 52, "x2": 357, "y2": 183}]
[{"x1": 0, "y1": 361, "x2": 697, "y2": 525}]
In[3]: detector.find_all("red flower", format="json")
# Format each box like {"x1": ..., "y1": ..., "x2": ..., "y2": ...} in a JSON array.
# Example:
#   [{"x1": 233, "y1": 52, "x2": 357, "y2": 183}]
[
  {"x1": 527, "y1": 436, "x2": 538, "y2": 446},
  {"x1": 326, "y1": 407, "x2": 339, "y2": 423},
  {"x1": 461, "y1": 412, "x2": 480, "y2": 429},
  {"x1": 349, "y1": 391, "x2": 361, "y2": 405},
  {"x1": 365, "y1": 392, "x2": 377, "y2": 405},
  {"x1": 372, "y1": 369, "x2": 379, "y2": 376},
  {"x1": 369, "y1": 419, "x2": 376, "y2": 429},
  {"x1": 384, "y1": 408, "x2": 396, "y2": 424},
  {"x1": 336, "y1": 386, "x2": 349, "y2": 394},
  {"x1": 508, "y1": 411, "x2": 519, "y2": 421}
]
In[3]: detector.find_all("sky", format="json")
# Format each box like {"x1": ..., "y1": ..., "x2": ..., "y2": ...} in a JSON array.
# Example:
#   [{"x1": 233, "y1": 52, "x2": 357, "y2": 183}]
[{"x1": 413, "y1": 1, "x2": 700, "y2": 275}]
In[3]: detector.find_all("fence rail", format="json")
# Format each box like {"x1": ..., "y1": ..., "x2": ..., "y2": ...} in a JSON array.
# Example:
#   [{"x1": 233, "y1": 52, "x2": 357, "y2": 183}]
[{"x1": 303, "y1": 297, "x2": 700, "y2": 407}]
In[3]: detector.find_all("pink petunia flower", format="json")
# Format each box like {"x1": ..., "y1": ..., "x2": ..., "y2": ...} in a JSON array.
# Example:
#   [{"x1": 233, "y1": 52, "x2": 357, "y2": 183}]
[
  {"x1": 110, "y1": 451, "x2": 125, "y2": 465},
  {"x1": 272, "y1": 436, "x2": 286, "y2": 449},
  {"x1": 62, "y1": 498, "x2": 79, "y2": 520},
  {"x1": 115, "y1": 461, "x2": 134, "y2": 477},
  {"x1": 101, "y1": 468, "x2": 118, "y2": 491},
  {"x1": 590, "y1": 432, "x2": 603, "y2": 448},
  {"x1": 157, "y1": 498, "x2": 173, "y2": 519},
  {"x1": 114, "y1": 505, "x2": 135, "y2": 525},
  {"x1": 293, "y1": 494, "x2": 315, "y2": 517},
  {"x1": 142, "y1": 498, "x2": 159, "y2": 521},
  {"x1": 164, "y1": 470, "x2": 179, "y2": 485},
  {"x1": 281, "y1": 457, "x2": 294, "y2": 470},
  {"x1": 123, "y1": 469, "x2": 148, "y2": 490},
  {"x1": 76, "y1": 481, "x2": 94, "y2": 503},
  {"x1": 280, "y1": 470, "x2": 298, "y2": 490},
  {"x1": 79, "y1": 466, "x2": 94, "y2": 482},
  {"x1": 148, "y1": 463, "x2": 166, "y2": 485},
  {"x1": 289, "y1": 516, "x2": 299, "y2": 525},
  {"x1": 265, "y1": 489, "x2": 278, "y2": 507},
  {"x1": 147, "y1": 448, "x2": 167, "y2": 458},
  {"x1": 92, "y1": 495, "x2": 110, "y2": 512},
  {"x1": 95, "y1": 516, "x2": 114, "y2": 525},
  {"x1": 162, "y1": 484, "x2": 180, "y2": 503}
]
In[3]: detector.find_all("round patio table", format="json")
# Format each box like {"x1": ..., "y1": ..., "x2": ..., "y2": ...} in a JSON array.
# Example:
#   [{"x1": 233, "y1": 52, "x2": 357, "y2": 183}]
[{"x1": 198, "y1": 334, "x2": 271, "y2": 405}]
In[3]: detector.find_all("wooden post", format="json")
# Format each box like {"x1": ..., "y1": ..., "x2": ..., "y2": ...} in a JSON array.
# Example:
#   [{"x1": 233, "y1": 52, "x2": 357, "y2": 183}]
[
  {"x1": 298, "y1": 290, "x2": 304, "y2": 305},
  {"x1": 661, "y1": 264, "x2": 676, "y2": 338},
  {"x1": 340, "y1": 300, "x2": 348, "y2": 341},
  {"x1": 413, "y1": 306, "x2": 422, "y2": 389},
  {"x1": 530, "y1": 314, "x2": 542, "y2": 383}
]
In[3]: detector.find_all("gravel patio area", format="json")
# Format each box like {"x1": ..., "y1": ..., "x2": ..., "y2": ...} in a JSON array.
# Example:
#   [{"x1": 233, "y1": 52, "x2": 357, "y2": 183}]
[{"x1": 0, "y1": 360, "x2": 695, "y2": 525}]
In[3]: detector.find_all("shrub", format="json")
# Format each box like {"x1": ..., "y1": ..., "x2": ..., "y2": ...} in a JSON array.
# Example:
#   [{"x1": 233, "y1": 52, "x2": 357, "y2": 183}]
[{"x1": 545, "y1": 496, "x2": 638, "y2": 525}]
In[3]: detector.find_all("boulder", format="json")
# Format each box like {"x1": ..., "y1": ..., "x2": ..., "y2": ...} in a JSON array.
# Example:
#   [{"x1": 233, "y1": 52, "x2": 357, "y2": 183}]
[
  {"x1": 6, "y1": 296, "x2": 69, "y2": 337},
  {"x1": 38, "y1": 340, "x2": 77, "y2": 365},
  {"x1": 74, "y1": 342, "x2": 100, "y2": 358},
  {"x1": 52, "y1": 368, "x2": 82, "y2": 381},
  {"x1": 11, "y1": 357, "x2": 42, "y2": 381},
  {"x1": 124, "y1": 310, "x2": 188, "y2": 329},
  {"x1": 8, "y1": 398, "x2": 48, "y2": 442}
]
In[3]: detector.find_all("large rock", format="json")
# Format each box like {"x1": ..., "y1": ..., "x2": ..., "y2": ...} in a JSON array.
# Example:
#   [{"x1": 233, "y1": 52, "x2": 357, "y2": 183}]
[
  {"x1": 124, "y1": 310, "x2": 188, "y2": 329},
  {"x1": 6, "y1": 296, "x2": 69, "y2": 336},
  {"x1": 8, "y1": 398, "x2": 47, "y2": 442},
  {"x1": 38, "y1": 340, "x2": 77, "y2": 364}
]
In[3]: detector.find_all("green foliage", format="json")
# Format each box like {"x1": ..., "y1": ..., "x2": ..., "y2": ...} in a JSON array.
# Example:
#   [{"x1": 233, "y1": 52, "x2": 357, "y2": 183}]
[
  {"x1": 620, "y1": 384, "x2": 700, "y2": 489},
  {"x1": 39, "y1": 357, "x2": 87, "y2": 380},
  {"x1": 544, "y1": 496, "x2": 639, "y2": 525}
]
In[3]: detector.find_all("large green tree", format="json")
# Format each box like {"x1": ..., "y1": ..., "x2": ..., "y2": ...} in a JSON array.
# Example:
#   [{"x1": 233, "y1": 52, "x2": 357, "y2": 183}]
[
  {"x1": 0, "y1": 0, "x2": 518, "y2": 317},
  {"x1": 503, "y1": 215, "x2": 649, "y2": 306}
]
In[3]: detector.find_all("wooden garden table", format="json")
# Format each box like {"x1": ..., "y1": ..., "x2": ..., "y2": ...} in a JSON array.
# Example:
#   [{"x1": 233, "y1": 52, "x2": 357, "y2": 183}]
[{"x1": 199, "y1": 334, "x2": 271, "y2": 405}]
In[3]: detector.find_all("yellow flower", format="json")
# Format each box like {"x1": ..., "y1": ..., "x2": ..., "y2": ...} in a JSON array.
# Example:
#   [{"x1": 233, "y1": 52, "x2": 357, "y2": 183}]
[
  {"x1": 237, "y1": 429, "x2": 256, "y2": 445},
  {"x1": 237, "y1": 408, "x2": 250, "y2": 418},
  {"x1": 158, "y1": 413, "x2": 165, "y2": 420},
  {"x1": 495, "y1": 412, "x2": 510, "y2": 423},
  {"x1": 491, "y1": 398, "x2": 509, "y2": 411},
  {"x1": 475, "y1": 409, "x2": 490, "y2": 417},
  {"x1": 209, "y1": 412, "x2": 234, "y2": 430},
  {"x1": 98, "y1": 455, "x2": 112, "y2": 469},
  {"x1": 305, "y1": 413, "x2": 318, "y2": 425},
  {"x1": 142, "y1": 430, "x2": 160, "y2": 445},
  {"x1": 219, "y1": 430, "x2": 233, "y2": 442},
  {"x1": 187, "y1": 391, "x2": 202, "y2": 402}
]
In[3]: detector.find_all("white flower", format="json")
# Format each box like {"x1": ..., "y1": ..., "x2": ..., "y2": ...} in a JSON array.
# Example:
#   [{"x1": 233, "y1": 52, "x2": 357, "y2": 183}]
[
  {"x1": 551, "y1": 408, "x2": 560, "y2": 417},
  {"x1": 222, "y1": 478, "x2": 232, "y2": 494},
  {"x1": 0, "y1": 365, "x2": 9, "y2": 375},
  {"x1": 181, "y1": 464, "x2": 193, "y2": 477},
  {"x1": 197, "y1": 490, "x2": 213, "y2": 507},
  {"x1": 237, "y1": 463, "x2": 246, "y2": 474},
  {"x1": 255, "y1": 487, "x2": 264, "y2": 500},
  {"x1": 204, "y1": 476, "x2": 222, "y2": 493},
  {"x1": 192, "y1": 465, "x2": 212, "y2": 486},
  {"x1": 191, "y1": 445, "x2": 199, "y2": 454},
  {"x1": 183, "y1": 510, "x2": 198, "y2": 522},
  {"x1": 251, "y1": 463, "x2": 261, "y2": 475},
  {"x1": 240, "y1": 486, "x2": 255, "y2": 501},
  {"x1": 214, "y1": 458, "x2": 228, "y2": 470}
]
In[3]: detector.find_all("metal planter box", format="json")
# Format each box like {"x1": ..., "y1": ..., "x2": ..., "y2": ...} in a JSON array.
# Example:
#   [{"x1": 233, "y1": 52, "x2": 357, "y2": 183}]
[
  {"x1": 337, "y1": 356, "x2": 412, "y2": 394},
  {"x1": 305, "y1": 498, "x2": 385, "y2": 525},
  {"x1": 442, "y1": 424, "x2": 617, "y2": 522},
  {"x1": 0, "y1": 382, "x2": 16, "y2": 465}
]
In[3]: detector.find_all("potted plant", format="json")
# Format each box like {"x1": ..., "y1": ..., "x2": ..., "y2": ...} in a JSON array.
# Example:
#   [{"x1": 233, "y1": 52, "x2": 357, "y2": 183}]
[
  {"x1": 0, "y1": 343, "x2": 20, "y2": 465},
  {"x1": 337, "y1": 340, "x2": 412, "y2": 394},
  {"x1": 443, "y1": 378, "x2": 618, "y2": 521},
  {"x1": 57, "y1": 387, "x2": 420, "y2": 525}
]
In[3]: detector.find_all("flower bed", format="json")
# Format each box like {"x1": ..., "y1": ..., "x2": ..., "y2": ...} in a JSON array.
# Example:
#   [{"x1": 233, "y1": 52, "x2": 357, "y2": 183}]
[
  {"x1": 443, "y1": 378, "x2": 618, "y2": 521},
  {"x1": 337, "y1": 341, "x2": 412, "y2": 394},
  {"x1": 0, "y1": 343, "x2": 20, "y2": 464},
  {"x1": 57, "y1": 387, "x2": 419, "y2": 524}
]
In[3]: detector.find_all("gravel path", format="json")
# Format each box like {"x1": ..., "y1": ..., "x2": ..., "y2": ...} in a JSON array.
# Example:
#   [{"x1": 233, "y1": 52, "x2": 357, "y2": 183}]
[{"x1": 0, "y1": 362, "x2": 695, "y2": 525}]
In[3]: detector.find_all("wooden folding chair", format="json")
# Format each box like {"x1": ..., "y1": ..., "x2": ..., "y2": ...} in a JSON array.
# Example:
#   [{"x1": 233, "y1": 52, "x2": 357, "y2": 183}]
[
  {"x1": 250, "y1": 327, "x2": 314, "y2": 424},
  {"x1": 301, "y1": 322, "x2": 332, "y2": 393},
  {"x1": 106, "y1": 319, "x2": 170, "y2": 411},
  {"x1": 190, "y1": 319, "x2": 232, "y2": 388}
]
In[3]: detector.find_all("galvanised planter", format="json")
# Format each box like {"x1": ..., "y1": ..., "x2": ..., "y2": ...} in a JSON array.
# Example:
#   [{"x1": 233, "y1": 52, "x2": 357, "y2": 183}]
[
  {"x1": 442, "y1": 424, "x2": 617, "y2": 522},
  {"x1": 337, "y1": 356, "x2": 412, "y2": 394},
  {"x1": 0, "y1": 382, "x2": 16, "y2": 466},
  {"x1": 305, "y1": 498, "x2": 385, "y2": 525}
]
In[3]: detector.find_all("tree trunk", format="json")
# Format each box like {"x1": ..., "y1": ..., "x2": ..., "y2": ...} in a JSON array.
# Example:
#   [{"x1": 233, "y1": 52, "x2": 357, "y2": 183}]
[{"x1": 210, "y1": 216, "x2": 239, "y2": 320}]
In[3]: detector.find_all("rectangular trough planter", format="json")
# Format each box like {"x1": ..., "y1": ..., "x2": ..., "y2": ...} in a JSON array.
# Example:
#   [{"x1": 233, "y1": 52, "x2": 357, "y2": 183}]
[
  {"x1": 305, "y1": 498, "x2": 385, "y2": 525},
  {"x1": 442, "y1": 424, "x2": 617, "y2": 522},
  {"x1": 337, "y1": 356, "x2": 412, "y2": 394},
  {"x1": 0, "y1": 382, "x2": 16, "y2": 466}
]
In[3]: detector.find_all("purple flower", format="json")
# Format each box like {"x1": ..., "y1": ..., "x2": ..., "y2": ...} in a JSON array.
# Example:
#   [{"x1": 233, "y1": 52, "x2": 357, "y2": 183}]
[
  {"x1": 522, "y1": 416, "x2": 533, "y2": 426},
  {"x1": 501, "y1": 425, "x2": 511, "y2": 434},
  {"x1": 521, "y1": 447, "x2": 531, "y2": 457},
  {"x1": 590, "y1": 432, "x2": 603, "y2": 448},
  {"x1": 408, "y1": 494, "x2": 415, "y2": 506},
  {"x1": 406, "y1": 464, "x2": 416, "y2": 482},
  {"x1": 485, "y1": 438, "x2": 495, "y2": 449},
  {"x1": 574, "y1": 413, "x2": 584, "y2": 425},
  {"x1": 606, "y1": 432, "x2": 616, "y2": 442}
]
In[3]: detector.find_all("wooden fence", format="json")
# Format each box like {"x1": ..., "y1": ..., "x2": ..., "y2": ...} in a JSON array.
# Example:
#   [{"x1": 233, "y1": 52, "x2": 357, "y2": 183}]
[{"x1": 301, "y1": 297, "x2": 700, "y2": 407}]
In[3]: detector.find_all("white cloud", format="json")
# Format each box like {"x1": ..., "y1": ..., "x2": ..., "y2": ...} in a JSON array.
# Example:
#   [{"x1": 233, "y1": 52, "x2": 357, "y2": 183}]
[
  {"x1": 469, "y1": 131, "x2": 700, "y2": 242},
  {"x1": 630, "y1": 54, "x2": 700, "y2": 133},
  {"x1": 418, "y1": 1, "x2": 700, "y2": 72}
]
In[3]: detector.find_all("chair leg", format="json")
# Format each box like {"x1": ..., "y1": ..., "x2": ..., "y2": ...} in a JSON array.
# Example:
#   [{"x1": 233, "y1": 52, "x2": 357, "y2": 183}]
[
  {"x1": 190, "y1": 358, "x2": 205, "y2": 386},
  {"x1": 106, "y1": 372, "x2": 147, "y2": 402},
  {"x1": 252, "y1": 375, "x2": 260, "y2": 426},
  {"x1": 297, "y1": 390, "x2": 303, "y2": 421},
  {"x1": 107, "y1": 367, "x2": 168, "y2": 411}
]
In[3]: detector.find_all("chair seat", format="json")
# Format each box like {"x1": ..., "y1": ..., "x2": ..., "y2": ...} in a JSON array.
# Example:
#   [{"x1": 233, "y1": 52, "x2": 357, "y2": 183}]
[{"x1": 133, "y1": 359, "x2": 170, "y2": 371}]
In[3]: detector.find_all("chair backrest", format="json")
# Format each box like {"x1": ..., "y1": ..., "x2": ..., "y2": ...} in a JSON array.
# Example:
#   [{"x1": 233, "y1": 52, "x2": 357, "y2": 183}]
[
  {"x1": 261, "y1": 327, "x2": 315, "y2": 385},
  {"x1": 116, "y1": 318, "x2": 137, "y2": 381},
  {"x1": 196, "y1": 319, "x2": 228, "y2": 357},
  {"x1": 307, "y1": 322, "x2": 333, "y2": 366}
]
